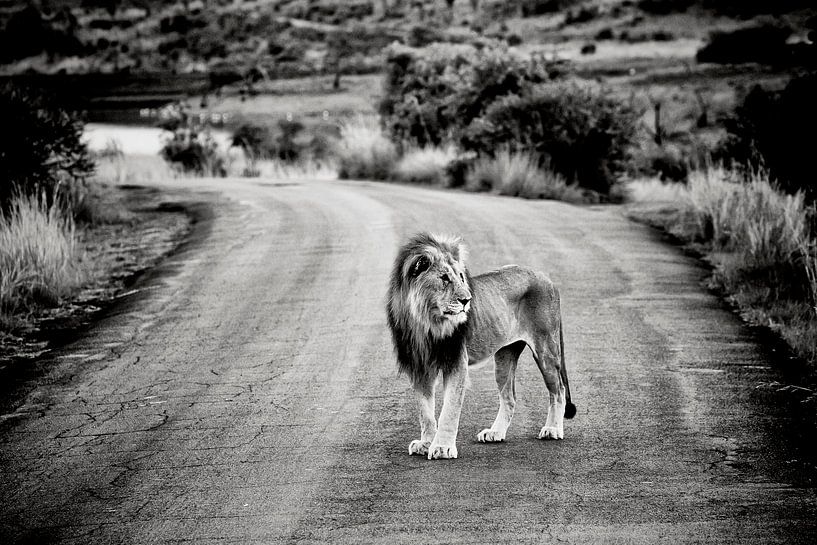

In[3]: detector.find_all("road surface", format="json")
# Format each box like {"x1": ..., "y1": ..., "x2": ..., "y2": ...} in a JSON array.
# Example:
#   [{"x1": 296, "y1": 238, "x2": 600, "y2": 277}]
[{"x1": 1, "y1": 177, "x2": 815, "y2": 544}]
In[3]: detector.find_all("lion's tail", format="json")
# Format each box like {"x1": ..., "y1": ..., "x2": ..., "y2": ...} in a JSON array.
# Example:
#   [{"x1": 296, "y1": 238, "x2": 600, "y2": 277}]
[{"x1": 560, "y1": 322, "x2": 577, "y2": 419}]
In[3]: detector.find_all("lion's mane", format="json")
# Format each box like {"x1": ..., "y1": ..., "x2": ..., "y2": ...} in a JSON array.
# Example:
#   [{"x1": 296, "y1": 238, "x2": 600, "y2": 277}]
[{"x1": 386, "y1": 233, "x2": 474, "y2": 386}]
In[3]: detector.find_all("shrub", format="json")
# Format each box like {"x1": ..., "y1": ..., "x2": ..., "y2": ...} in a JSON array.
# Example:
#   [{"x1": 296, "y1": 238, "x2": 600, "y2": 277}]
[
  {"x1": 159, "y1": 103, "x2": 227, "y2": 176},
  {"x1": 0, "y1": 84, "x2": 94, "y2": 212},
  {"x1": 716, "y1": 73, "x2": 817, "y2": 198},
  {"x1": 380, "y1": 42, "x2": 557, "y2": 148},
  {"x1": 461, "y1": 82, "x2": 640, "y2": 194},
  {"x1": 392, "y1": 145, "x2": 457, "y2": 186},
  {"x1": 0, "y1": 193, "x2": 83, "y2": 323},
  {"x1": 232, "y1": 124, "x2": 273, "y2": 158},
  {"x1": 336, "y1": 117, "x2": 397, "y2": 180}
]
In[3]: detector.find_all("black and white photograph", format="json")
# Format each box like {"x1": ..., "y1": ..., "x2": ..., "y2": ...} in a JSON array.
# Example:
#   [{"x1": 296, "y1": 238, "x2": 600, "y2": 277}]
[{"x1": 1, "y1": 0, "x2": 816, "y2": 542}]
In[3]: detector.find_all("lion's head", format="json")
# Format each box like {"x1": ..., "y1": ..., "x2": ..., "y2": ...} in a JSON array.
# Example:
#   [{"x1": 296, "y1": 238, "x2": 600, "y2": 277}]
[{"x1": 386, "y1": 233, "x2": 473, "y2": 385}]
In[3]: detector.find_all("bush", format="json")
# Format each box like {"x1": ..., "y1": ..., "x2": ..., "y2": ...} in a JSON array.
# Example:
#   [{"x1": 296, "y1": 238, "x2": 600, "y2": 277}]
[
  {"x1": 0, "y1": 193, "x2": 83, "y2": 323},
  {"x1": 159, "y1": 103, "x2": 227, "y2": 176},
  {"x1": 716, "y1": 73, "x2": 817, "y2": 198},
  {"x1": 392, "y1": 146, "x2": 457, "y2": 186},
  {"x1": 380, "y1": 42, "x2": 557, "y2": 148},
  {"x1": 336, "y1": 117, "x2": 397, "y2": 180},
  {"x1": 232, "y1": 123, "x2": 274, "y2": 161},
  {"x1": 380, "y1": 43, "x2": 638, "y2": 195},
  {"x1": 696, "y1": 24, "x2": 792, "y2": 66},
  {"x1": 461, "y1": 82, "x2": 640, "y2": 194},
  {"x1": 0, "y1": 84, "x2": 94, "y2": 212}
]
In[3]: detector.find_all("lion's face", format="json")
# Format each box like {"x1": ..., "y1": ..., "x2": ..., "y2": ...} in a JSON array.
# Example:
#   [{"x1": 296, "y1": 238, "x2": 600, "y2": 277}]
[{"x1": 399, "y1": 236, "x2": 472, "y2": 339}]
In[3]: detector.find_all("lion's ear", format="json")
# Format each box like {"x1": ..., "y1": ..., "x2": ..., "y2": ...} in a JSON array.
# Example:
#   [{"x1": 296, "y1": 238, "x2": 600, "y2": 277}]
[{"x1": 411, "y1": 255, "x2": 431, "y2": 277}]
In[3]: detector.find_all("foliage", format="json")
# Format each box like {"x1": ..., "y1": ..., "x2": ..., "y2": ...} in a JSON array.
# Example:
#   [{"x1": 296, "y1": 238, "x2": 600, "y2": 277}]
[
  {"x1": 0, "y1": 84, "x2": 94, "y2": 213},
  {"x1": 0, "y1": 5, "x2": 86, "y2": 63},
  {"x1": 0, "y1": 193, "x2": 83, "y2": 324},
  {"x1": 379, "y1": 42, "x2": 558, "y2": 148},
  {"x1": 232, "y1": 123, "x2": 273, "y2": 160},
  {"x1": 335, "y1": 117, "x2": 397, "y2": 181},
  {"x1": 159, "y1": 103, "x2": 227, "y2": 177},
  {"x1": 380, "y1": 43, "x2": 636, "y2": 194},
  {"x1": 462, "y1": 82, "x2": 640, "y2": 194},
  {"x1": 716, "y1": 73, "x2": 817, "y2": 198}
]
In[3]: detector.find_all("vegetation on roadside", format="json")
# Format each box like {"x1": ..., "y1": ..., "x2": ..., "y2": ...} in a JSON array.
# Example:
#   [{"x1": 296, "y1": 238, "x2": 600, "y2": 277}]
[
  {"x1": 716, "y1": 73, "x2": 817, "y2": 198},
  {"x1": 627, "y1": 166, "x2": 817, "y2": 366},
  {"x1": 335, "y1": 116, "x2": 397, "y2": 181},
  {"x1": 0, "y1": 84, "x2": 94, "y2": 212},
  {"x1": 0, "y1": 84, "x2": 133, "y2": 331},
  {"x1": 159, "y1": 102, "x2": 227, "y2": 177},
  {"x1": 0, "y1": 194, "x2": 83, "y2": 328}
]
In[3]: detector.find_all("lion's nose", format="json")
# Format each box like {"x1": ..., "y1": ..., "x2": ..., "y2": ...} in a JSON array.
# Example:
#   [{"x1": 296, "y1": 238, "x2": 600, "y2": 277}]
[{"x1": 459, "y1": 297, "x2": 471, "y2": 306}]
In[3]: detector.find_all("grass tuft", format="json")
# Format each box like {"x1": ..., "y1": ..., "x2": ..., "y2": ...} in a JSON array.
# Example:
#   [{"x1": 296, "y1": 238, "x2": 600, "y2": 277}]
[
  {"x1": 391, "y1": 145, "x2": 457, "y2": 185},
  {"x1": 0, "y1": 193, "x2": 85, "y2": 326},
  {"x1": 335, "y1": 117, "x2": 397, "y2": 181},
  {"x1": 467, "y1": 150, "x2": 587, "y2": 203}
]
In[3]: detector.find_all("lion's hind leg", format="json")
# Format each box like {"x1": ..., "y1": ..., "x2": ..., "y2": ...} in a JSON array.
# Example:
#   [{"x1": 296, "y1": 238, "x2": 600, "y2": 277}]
[
  {"x1": 532, "y1": 333, "x2": 567, "y2": 440},
  {"x1": 478, "y1": 341, "x2": 526, "y2": 443}
]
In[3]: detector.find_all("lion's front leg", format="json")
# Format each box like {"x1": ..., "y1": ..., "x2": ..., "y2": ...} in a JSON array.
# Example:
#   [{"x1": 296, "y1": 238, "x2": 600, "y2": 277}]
[
  {"x1": 429, "y1": 360, "x2": 468, "y2": 460},
  {"x1": 408, "y1": 379, "x2": 437, "y2": 456}
]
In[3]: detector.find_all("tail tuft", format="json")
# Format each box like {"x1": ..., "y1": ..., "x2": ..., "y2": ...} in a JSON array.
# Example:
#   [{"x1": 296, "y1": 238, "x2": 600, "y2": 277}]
[{"x1": 564, "y1": 402, "x2": 577, "y2": 419}]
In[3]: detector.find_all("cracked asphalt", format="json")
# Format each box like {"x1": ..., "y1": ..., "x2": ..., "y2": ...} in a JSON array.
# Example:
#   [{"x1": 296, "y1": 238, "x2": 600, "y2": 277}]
[{"x1": 1, "y1": 177, "x2": 816, "y2": 544}]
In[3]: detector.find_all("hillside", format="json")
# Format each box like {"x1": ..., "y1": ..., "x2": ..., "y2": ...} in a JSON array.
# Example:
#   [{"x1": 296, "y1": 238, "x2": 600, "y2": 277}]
[{"x1": 1, "y1": 0, "x2": 814, "y2": 79}]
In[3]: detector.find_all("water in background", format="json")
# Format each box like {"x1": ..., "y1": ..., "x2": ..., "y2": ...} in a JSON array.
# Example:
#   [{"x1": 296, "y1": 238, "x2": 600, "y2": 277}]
[{"x1": 84, "y1": 123, "x2": 232, "y2": 155}]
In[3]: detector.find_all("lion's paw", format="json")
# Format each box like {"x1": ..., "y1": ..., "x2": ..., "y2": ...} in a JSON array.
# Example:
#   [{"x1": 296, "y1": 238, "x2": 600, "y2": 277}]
[
  {"x1": 538, "y1": 426, "x2": 564, "y2": 440},
  {"x1": 477, "y1": 429, "x2": 505, "y2": 443},
  {"x1": 408, "y1": 440, "x2": 431, "y2": 456},
  {"x1": 428, "y1": 443, "x2": 458, "y2": 460}
]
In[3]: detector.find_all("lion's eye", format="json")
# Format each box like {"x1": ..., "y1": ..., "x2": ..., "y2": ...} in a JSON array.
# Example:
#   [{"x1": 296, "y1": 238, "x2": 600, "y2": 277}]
[
  {"x1": 460, "y1": 273, "x2": 465, "y2": 282},
  {"x1": 441, "y1": 274, "x2": 451, "y2": 284}
]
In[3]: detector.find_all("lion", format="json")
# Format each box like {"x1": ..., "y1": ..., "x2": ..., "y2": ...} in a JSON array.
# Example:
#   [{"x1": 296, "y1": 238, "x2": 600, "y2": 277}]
[{"x1": 386, "y1": 232, "x2": 576, "y2": 460}]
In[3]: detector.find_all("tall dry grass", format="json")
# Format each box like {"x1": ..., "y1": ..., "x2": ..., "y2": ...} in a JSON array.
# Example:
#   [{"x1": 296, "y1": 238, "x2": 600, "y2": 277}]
[
  {"x1": 0, "y1": 193, "x2": 85, "y2": 325},
  {"x1": 629, "y1": 166, "x2": 817, "y2": 364},
  {"x1": 685, "y1": 167, "x2": 811, "y2": 270},
  {"x1": 335, "y1": 117, "x2": 397, "y2": 181},
  {"x1": 93, "y1": 153, "x2": 177, "y2": 186},
  {"x1": 467, "y1": 150, "x2": 586, "y2": 203},
  {"x1": 391, "y1": 145, "x2": 457, "y2": 185}
]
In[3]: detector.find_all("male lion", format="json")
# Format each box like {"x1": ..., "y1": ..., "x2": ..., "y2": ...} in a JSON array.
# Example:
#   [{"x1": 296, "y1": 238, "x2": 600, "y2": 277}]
[{"x1": 386, "y1": 232, "x2": 576, "y2": 460}]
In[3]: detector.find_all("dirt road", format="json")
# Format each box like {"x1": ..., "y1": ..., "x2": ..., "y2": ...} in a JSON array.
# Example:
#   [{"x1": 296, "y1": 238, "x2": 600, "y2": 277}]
[{"x1": 1, "y1": 178, "x2": 815, "y2": 544}]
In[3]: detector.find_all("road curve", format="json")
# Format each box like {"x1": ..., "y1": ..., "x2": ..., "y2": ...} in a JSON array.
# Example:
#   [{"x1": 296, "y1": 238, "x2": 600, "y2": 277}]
[{"x1": 1, "y1": 177, "x2": 815, "y2": 544}]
